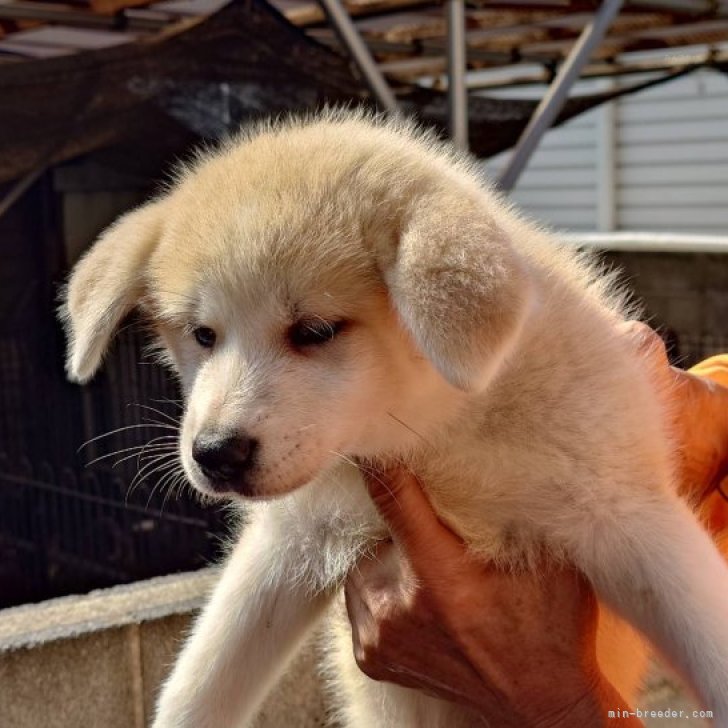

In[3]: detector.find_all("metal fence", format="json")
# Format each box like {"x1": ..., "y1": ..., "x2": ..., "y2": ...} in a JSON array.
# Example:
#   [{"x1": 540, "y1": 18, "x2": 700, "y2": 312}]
[
  {"x1": 0, "y1": 320, "x2": 227, "y2": 609},
  {"x1": 2, "y1": 243, "x2": 727, "y2": 609}
]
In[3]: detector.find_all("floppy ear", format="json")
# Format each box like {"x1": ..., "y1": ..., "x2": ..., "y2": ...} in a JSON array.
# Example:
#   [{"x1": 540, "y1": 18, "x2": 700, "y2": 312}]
[
  {"x1": 382, "y1": 192, "x2": 536, "y2": 393},
  {"x1": 60, "y1": 200, "x2": 166, "y2": 383}
]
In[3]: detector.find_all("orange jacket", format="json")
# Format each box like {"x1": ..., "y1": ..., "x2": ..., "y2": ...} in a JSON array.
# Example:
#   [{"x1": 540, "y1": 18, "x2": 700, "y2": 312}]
[{"x1": 690, "y1": 355, "x2": 728, "y2": 545}]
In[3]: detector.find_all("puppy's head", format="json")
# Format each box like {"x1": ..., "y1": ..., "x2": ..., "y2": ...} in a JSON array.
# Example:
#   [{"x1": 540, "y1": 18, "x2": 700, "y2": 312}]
[{"x1": 61, "y1": 114, "x2": 534, "y2": 499}]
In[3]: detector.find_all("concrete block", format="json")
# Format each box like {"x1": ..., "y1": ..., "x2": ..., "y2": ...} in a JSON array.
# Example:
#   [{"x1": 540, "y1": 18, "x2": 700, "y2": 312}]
[
  {"x1": 139, "y1": 613, "x2": 193, "y2": 723},
  {"x1": 0, "y1": 569, "x2": 708, "y2": 728},
  {"x1": 0, "y1": 627, "x2": 138, "y2": 728}
]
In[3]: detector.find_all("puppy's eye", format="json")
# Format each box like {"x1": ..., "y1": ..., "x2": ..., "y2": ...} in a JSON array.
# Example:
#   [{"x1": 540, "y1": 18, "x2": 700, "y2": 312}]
[
  {"x1": 193, "y1": 326, "x2": 217, "y2": 349},
  {"x1": 288, "y1": 319, "x2": 346, "y2": 349}
]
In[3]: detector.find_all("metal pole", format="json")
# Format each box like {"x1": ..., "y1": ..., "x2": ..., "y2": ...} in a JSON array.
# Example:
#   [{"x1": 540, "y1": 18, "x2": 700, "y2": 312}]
[
  {"x1": 0, "y1": 163, "x2": 47, "y2": 222},
  {"x1": 446, "y1": 0, "x2": 468, "y2": 151},
  {"x1": 498, "y1": 0, "x2": 624, "y2": 191},
  {"x1": 317, "y1": 0, "x2": 399, "y2": 114}
]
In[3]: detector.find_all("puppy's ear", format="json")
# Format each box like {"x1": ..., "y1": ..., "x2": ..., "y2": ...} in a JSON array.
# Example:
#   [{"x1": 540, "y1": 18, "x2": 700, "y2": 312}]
[
  {"x1": 60, "y1": 200, "x2": 165, "y2": 383},
  {"x1": 382, "y1": 192, "x2": 535, "y2": 392}
]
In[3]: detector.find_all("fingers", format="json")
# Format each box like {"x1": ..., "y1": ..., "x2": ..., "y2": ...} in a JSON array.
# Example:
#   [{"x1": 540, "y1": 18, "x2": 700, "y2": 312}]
[
  {"x1": 360, "y1": 466, "x2": 464, "y2": 571},
  {"x1": 345, "y1": 573, "x2": 372, "y2": 654},
  {"x1": 345, "y1": 542, "x2": 405, "y2": 681}
]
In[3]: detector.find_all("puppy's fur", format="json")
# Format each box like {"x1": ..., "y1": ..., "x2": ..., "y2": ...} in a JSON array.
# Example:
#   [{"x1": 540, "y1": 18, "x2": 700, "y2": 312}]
[{"x1": 62, "y1": 111, "x2": 728, "y2": 727}]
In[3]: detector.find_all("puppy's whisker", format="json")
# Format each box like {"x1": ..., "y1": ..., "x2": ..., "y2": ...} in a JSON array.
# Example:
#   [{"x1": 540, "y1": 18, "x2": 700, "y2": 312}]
[
  {"x1": 329, "y1": 450, "x2": 402, "y2": 510},
  {"x1": 128, "y1": 453, "x2": 179, "y2": 497},
  {"x1": 140, "y1": 418, "x2": 180, "y2": 431},
  {"x1": 129, "y1": 445, "x2": 178, "y2": 470},
  {"x1": 158, "y1": 466, "x2": 186, "y2": 513},
  {"x1": 83, "y1": 437, "x2": 178, "y2": 467},
  {"x1": 127, "y1": 461, "x2": 177, "y2": 507},
  {"x1": 143, "y1": 464, "x2": 178, "y2": 511},
  {"x1": 386, "y1": 412, "x2": 434, "y2": 449},
  {"x1": 125, "y1": 455, "x2": 174, "y2": 500},
  {"x1": 150, "y1": 397, "x2": 185, "y2": 411},
  {"x1": 134, "y1": 434, "x2": 180, "y2": 469},
  {"x1": 129, "y1": 402, "x2": 182, "y2": 426},
  {"x1": 77, "y1": 423, "x2": 178, "y2": 452},
  {"x1": 167, "y1": 470, "x2": 188, "y2": 501}
]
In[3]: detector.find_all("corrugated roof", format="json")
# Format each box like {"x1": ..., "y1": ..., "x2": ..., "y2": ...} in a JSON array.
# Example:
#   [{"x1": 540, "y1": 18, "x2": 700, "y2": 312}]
[{"x1": 1, "y1": 0, "x2": 727, "y2": 85}]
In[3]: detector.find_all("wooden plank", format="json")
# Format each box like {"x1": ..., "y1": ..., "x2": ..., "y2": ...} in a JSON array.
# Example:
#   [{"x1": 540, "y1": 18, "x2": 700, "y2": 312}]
[
  {"x1": 0, "y1": 2, "x2": 111, "y2": 27},
  {"x1": 379, "y1": 54, "x2": 446, "y2": 78},
  {"x1": 466, "y1": 49, "x2": 728, "y2": 89},
  {"x1": 9, "y1": 25, "x2": 136, "y2": 49},
  {"x1": 467, "y1": 12, "x2": 591, "y2": 43},
  {"x1": 354, "y1": 11, "x2": 443, "y2": 37},
  {"x1": 519, "y1": 36, "x2": 622, "y2": 57},
  {"x1": 0, "y1": 38, "x2": 74, "y2": 56},
  {"x1": 270, "y1": 0, "x2": 436, "y2": 27},
  {"x1": 86, "y1": 0, "x2": 153, "y2": 15},
  {"x1": 467, "y1": 10, "x2": 674, "y2": 44},
  {"x1": 489, "y1": 19, "x2": 728, "y2": 59},
  {"x1": 151, "y1": 0, "x2": 229, "y2": 17},
  {"x1": 631, "y1": 18, "x2": 728, "y2": 39}
]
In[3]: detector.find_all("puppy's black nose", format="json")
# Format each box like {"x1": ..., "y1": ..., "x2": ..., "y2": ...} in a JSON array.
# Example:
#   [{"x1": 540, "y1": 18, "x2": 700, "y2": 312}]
[{"x1": 192, "y1": 433, "x2": 257, "y2": 484}]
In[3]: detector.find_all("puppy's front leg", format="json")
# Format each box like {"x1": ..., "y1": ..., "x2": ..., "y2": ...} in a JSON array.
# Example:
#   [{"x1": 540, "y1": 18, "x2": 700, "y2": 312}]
[
  {"x1": 154, "y1": 508, "x2": 332, "y2": 728},
  {"x1": 571, "y1": 494, "x2": 728, "y2": 722}
]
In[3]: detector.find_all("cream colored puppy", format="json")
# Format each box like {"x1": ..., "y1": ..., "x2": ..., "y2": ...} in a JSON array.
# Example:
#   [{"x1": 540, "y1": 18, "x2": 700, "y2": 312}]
[{"x1": 62, "y1": 111, "x2": 728, "y2": 727}]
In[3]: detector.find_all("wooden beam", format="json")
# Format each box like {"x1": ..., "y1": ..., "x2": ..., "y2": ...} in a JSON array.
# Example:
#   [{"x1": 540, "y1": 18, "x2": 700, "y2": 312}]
[
  {"x1": 467, "y1": 46, "x2": 728, "y2": 89},
  {"x1": 273, "y1": 0, "x2": 439, "y2": 27},
  {"x1": 0, "y1": 2, "x2": 120, "y2": 25}
]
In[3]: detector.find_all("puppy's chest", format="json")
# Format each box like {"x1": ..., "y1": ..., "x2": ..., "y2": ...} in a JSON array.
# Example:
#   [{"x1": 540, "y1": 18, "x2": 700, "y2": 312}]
[
  {"x1": 275, "y1": 454, "x2": 557, "y2": 590},
  {"x1": 273, "y1": 470, "x2": 386, "y2": 590}
]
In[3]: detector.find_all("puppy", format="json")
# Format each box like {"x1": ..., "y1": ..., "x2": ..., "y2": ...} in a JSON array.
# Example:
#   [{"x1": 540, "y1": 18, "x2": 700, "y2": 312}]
[{"x1": 61, "y1": 111, "x2": 728, "y2": 727}]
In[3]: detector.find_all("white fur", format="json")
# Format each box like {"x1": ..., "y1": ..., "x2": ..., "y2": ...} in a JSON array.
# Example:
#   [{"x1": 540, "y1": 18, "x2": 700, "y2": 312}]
[{"x1": 61, "y1": 110, "x2": 728, "y2": 727}]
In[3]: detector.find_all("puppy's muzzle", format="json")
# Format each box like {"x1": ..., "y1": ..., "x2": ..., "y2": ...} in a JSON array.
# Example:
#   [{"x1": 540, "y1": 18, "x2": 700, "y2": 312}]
[{"x1": 192, "y1": 432, "x2": 257, "y2": 493}]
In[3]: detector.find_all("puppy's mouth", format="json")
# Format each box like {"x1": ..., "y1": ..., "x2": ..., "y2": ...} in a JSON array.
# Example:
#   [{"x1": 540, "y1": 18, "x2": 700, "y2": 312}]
[
  {"x1": 195, "y1": 470, "x2": 312, "y2": 501},
  {"x1": 190, "y1": 457, "x2": 320, "y2": 501},
  {"x1": 197, "y1": 471, "x2": 258, "y2": 499}
]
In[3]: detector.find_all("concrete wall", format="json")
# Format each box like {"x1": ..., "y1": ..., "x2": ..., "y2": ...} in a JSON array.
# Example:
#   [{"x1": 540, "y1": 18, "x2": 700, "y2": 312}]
[
  {"x1": 0, "y1": 570, "x2": 326, "y2": 728},
  {"x1": 606, "y1": 250, "x2": 728, "y2": 366},
  {"x1": 0, "y1": 568, "x2": 711, "y2": 727}
]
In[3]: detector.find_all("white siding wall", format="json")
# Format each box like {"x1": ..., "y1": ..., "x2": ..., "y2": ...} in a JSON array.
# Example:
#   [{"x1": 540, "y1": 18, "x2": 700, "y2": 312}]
[
  {"x1": 616, "y1": 72, "x2": 728, "y2": 233},
  {"x1": 484, "y1": 86, "x2": 602, "y2": 232},
  {"x1": 481, "y1": 69, "x2": 728, "y2": 234}
]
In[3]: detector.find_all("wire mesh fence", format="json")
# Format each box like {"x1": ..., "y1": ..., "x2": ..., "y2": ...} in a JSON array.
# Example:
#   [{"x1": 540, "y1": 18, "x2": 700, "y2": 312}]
[
  {"x1": 0, "y1": 320, "x2": 227, "y2": 609},
  {"x1": 1, "y1": 245, "x2": 728, "y2": 609}
]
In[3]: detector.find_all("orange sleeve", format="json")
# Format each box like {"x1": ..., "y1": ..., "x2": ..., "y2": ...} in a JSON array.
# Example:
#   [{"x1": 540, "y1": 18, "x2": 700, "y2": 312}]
[
  {"x1": 689, "y1": 355, "x2": 728, "y2": 548},
  {"x1": 689, "y1": 354, "x2": 728, "y2": 388}
]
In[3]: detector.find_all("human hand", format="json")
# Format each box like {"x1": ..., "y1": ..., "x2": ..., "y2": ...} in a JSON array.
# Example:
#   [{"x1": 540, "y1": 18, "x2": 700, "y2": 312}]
[
  {"x1": 622, "y1": 322, "x2": 728, "y2": 504},
  {"x1": 346, "y1": 467, "x2": 638, "y2": 727}
]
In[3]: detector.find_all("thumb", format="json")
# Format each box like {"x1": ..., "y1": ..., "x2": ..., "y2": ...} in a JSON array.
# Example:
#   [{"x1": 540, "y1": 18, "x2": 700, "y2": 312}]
[{"x1": 360, "y1": 466, "x2": 463, "y2": 567}]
